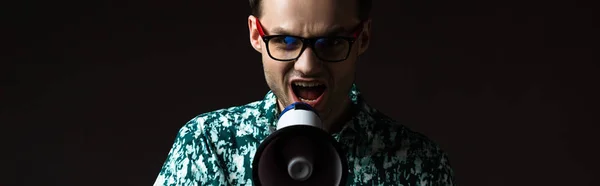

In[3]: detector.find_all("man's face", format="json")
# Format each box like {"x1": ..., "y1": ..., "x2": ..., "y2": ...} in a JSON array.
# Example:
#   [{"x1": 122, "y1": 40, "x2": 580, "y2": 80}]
[{"x1": 248, "y1": 0, "x2": 370, "y2": 127}]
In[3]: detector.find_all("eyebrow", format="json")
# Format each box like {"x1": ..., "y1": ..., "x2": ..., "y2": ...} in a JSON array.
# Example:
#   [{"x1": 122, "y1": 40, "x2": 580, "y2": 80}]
[{"x1": 269, "y1": 25, "x2": 349, "y2": 37}]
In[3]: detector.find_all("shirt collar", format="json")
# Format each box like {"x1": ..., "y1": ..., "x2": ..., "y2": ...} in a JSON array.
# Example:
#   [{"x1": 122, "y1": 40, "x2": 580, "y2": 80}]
[{"x1": 259, "y1": 83, "x2": 376, "y2": 135}]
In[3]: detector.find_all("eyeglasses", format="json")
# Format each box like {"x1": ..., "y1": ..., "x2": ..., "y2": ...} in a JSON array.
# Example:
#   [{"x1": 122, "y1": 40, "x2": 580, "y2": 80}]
[{"x1": 256, "y1": 19, "x2": 364, "y2": 62}]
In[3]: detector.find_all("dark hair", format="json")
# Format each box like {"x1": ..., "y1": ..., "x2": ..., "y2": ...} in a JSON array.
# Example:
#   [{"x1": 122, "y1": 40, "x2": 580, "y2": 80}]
[{"x1": 249, "y1": 0, "x2": 372, "y2": 21}]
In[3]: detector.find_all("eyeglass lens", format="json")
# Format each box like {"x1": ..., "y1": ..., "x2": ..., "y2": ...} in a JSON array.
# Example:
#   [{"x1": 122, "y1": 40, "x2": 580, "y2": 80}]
[{"x1": 267, "y1": 36, "x2": 351, "y2": 61}]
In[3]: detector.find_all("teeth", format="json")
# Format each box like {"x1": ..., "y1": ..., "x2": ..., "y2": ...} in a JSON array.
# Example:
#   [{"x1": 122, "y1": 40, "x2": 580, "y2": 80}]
[
  {"x1": 293, "y1": 81, "x2": 323, "y2": 87},
  {"x1": 299, "y1": 98, "x2": 316, "y2": 102}
]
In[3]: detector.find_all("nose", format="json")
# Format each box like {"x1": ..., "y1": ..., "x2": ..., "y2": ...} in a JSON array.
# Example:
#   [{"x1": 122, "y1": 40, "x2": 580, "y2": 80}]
[{"x1": 294, "y1": 47, "x2": 323, "y2": 76}]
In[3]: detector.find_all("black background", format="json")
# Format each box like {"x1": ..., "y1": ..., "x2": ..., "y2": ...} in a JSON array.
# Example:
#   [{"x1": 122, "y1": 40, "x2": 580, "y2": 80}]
[{"x1": 2, "y1": 0, "x2": 598, "y2": 185}]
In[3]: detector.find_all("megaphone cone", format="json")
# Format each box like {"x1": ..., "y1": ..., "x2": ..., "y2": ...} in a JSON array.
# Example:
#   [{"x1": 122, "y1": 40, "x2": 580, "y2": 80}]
[{"x1": 252, "y1": 102, "x2": 348, "y2": 186}]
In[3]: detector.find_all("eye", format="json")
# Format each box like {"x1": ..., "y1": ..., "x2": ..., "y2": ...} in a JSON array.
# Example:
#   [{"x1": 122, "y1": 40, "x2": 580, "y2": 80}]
[
  {"x1": 315, "y1": 38, "x2": 344, "y2": 48},
  {"x1": 272, "y1": 36, "x2": 298, "y2": 44},
  {"x1": 283, "y1": 37, "x2": 300, "y2": 45},
  {"x1": 270, "y1": 36, "x2": 302, "y2": 50},
  {"x1": 315, "y1": 38, "x2": 346, "y2": 48}
]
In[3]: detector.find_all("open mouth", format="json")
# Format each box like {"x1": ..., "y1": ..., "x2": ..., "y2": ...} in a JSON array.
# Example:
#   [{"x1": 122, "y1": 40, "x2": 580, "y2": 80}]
[{"x1": 291, "y1": 81, "x2": 327, "y2": 102}]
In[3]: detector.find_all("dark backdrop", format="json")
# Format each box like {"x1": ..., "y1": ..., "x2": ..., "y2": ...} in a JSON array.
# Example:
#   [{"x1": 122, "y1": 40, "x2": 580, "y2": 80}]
[{"x1": 2, "y1": 0, "x2": 598, "y2": 185}]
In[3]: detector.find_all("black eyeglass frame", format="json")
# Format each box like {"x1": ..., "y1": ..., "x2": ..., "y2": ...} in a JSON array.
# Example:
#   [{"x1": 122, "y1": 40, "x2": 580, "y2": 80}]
[{"x1": 256, "y1": 19, "x2": 365, "y2": 63}]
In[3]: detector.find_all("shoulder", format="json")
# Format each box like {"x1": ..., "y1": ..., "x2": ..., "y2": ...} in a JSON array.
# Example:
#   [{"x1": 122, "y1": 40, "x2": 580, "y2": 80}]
[
  {"x1": 154, "y1": 100, "x2": 273, "y2": 186},
  {"x1": 178, "y1": 100, "x2": 265, "y2": 137},
  {"x1": 402, "y1": 126, "x2": 449, "y2": 163},
  {"x1": 369, "y1": 110, "x2": 447, "y2": 159},
  {"x1": 372, "y1": 112, "x2": 455, "y2": 184},
  {"x1": 403, "y1": 127, "x2": 455, "y2": 185}
]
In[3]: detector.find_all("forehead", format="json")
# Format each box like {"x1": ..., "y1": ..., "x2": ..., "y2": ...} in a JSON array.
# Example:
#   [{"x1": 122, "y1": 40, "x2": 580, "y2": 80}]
[{"x1": 259, "y1": 0, "x2": 359, "y2": 37}]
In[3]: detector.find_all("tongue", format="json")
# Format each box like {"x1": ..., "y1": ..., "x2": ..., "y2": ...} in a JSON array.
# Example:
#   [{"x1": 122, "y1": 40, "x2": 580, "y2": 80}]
[{"x1": 296, "y1": 87, "x2": 324, "y2": 100}]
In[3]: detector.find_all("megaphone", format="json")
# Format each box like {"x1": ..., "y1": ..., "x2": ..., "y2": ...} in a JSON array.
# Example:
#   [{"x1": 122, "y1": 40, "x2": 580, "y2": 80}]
[{"x1": 252, "y1": 102, "x2": 348, "y2": 186}]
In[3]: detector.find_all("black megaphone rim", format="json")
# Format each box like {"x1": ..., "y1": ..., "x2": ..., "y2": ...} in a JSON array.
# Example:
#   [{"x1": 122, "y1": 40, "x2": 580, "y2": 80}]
[{"x1": 251, "y1": 125, "x2": 349, "y2": 186}]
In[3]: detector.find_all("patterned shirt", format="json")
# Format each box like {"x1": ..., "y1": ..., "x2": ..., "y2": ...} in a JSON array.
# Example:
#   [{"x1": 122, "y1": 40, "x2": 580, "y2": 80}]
[{"x1": 154, "y1": 84, "x2": 456, "y2": 186}]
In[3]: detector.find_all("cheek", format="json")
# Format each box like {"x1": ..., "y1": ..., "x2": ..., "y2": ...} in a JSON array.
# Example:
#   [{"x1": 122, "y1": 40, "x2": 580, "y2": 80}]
[
  {"x1": 262, "y1": 58, "x2": 292, "y2": 86},
  {"x1": 329, "y1": 60, "x2": 357, "y2": 85},
  {"x1": 263, "y1": 60, "x2": 284, "y2": 75}
]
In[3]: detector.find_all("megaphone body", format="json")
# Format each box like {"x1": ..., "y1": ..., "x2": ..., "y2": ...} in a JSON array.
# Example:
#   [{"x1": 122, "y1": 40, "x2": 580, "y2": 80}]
[{"x1": 252, "y1": 102, "x2": 348, "y2": 186}]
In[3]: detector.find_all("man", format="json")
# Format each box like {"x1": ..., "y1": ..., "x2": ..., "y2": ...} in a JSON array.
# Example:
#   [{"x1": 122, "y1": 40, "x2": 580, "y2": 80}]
[{"x1": 154, "y1": 0, "x2": 456, "y2": 185}]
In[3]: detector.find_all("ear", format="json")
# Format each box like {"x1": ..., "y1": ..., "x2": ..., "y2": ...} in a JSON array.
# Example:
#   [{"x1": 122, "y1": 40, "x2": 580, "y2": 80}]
[
  {"x1": 357, "y1": 19, "x2": 371, "y2": 56},
  {"x1": 248, "y1": 15, "x2": 262, "y2": 53}
]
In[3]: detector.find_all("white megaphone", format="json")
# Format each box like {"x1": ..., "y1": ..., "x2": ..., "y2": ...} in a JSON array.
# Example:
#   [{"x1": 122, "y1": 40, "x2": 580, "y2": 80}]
[{"x1": 252, "y1": 102, "x2": 348, "y2": 186}]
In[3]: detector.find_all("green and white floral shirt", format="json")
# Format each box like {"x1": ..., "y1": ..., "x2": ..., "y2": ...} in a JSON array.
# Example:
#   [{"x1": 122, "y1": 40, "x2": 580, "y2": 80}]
[{"x1": 154, "y1": 84, "x2": 455, "y2": 186}]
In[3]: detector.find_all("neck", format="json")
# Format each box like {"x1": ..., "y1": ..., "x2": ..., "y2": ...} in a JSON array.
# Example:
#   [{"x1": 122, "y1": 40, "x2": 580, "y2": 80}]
[{"x1": 323, "y1": 98, "x2": 353, "y2": 134}]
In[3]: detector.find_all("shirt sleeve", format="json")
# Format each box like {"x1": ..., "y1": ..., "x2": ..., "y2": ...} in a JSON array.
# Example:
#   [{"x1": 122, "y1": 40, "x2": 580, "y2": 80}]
[
  {"x1": 432, "y1": 150, "x2": 456, "y2": 186},
  {"x1": 153, "y1": 120, "x2": 228, "y2": 186}
]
